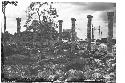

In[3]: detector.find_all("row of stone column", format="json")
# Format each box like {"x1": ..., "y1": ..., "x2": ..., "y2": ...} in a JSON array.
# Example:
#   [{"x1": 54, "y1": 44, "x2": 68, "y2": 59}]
[
  {"x1": 58, "y1": 18, "x2": 76, "y2": 43},
  {"x1": 16, "y1": 12, "x2": 114, "y2": 53},
  {"x1": 87, "y1": 12, "x2": 114, "y2": 53},
  {"x1": 58, "y1": 12, "x2": 114, "y2": 53}
]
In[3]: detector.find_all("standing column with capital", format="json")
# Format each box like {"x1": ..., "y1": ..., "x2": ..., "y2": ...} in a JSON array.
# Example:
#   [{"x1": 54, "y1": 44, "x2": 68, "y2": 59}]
[
  {"x1": 71, "y1": 18, "x2": 76, "y2": 52},
  {"x1": 16, "y1": 17, "x2": 21, "y2": 33},
  {"x1": 58, "y1": 20, "x2": 63, "y2": 42},
  {"x1": 107, "y1": 12, "x2": 114, "y2": 53},
  {"x1": 71, "y1": 18, "x2": 76, "y2": 42},
  {"x1": 87, "y1": 15, "x2": 93, "y2": 51}
]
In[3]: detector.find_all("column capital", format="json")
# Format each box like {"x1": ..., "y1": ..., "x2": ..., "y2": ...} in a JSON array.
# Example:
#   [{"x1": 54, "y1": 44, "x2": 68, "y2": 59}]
[
  {"x1": 16, "y1": 17, "x2": 21, "y2": 22},
  {"x1": 71, "y1": 18, "x2": 76, "y2": 21},
  {"x1": 107, "y1": 12, "x2": 114, "y2": 17},
  {"x1": 87, "y1": 15, "x2": 93, "y2": 19},
  {"x1": 58, "y1": 20, "x2": 63, "y2": 23}
]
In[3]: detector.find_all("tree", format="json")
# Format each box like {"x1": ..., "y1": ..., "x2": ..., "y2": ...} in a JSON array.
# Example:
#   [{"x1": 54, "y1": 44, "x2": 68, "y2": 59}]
[
  {"x1": 24, "y1": 2, "x2": 58, "y2": 29},
  {"x1": 24, "y1": 2, "x2": 59, "y2": 40}
]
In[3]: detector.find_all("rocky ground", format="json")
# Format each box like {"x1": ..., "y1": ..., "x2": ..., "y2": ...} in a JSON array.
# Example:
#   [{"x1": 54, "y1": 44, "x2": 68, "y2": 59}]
[{"x1": 1, "y1": 42, "x2": 116, "y2": 83}]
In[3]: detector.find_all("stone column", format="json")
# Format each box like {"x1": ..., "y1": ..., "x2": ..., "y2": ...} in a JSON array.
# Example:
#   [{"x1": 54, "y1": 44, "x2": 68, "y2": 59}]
[
  {"x1": 107, "y1": 12, "x2": 114, "y2": 53},
  {"x1": 71, "y1": 18, "x2": 76, "y2": 42},
  {"x1": 92, "y1": 27, "x2": 94, "y2": 42},
  {"x1": 16, "y1": 17, "x2": 21, "y2": 33},
  {"x1": 87, "y1": 15, "x2": 93, "y2": 51},
  {"x1": 98, "y1": 26, "x2": 101, "y2": 39},
  {"x1": 71, "y1": 18, "x2": 76, "y2": 52},
  {"x1": 58, "y1": 20, "x2": 63, "y2": 42}
]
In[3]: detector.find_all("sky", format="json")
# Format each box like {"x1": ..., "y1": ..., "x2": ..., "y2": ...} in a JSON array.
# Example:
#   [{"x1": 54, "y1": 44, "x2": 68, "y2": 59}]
[{"x1": 1, "y1": 1, "x2": 116, "y2": 40}]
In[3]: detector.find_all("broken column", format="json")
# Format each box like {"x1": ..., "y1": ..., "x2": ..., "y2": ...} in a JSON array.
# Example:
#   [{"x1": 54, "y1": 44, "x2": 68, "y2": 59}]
[
  {"x1": 107, "y1": 12, "x2": 114, "y2": 53},
  {"x1": 16, "y1": 17, "x2": 21, "y2": 33},
  {"x1": 87, "y1": 15, "x2": 93, "y2": 51},
  {"x1": 98, "y1": 26, "x2": 101, "y2": 39},
  {"x1": 58, "y1": 20, "x2": 63, "y2": 42}
]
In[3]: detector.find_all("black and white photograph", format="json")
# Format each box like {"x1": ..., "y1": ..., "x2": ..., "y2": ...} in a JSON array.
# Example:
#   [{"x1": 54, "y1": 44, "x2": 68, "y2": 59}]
[{"x1": 1, "y1": 1, "x2": 116, "y2": 82}]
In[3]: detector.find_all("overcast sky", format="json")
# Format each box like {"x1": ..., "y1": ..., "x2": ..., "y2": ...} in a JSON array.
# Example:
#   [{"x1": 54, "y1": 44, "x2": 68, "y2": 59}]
[{"x1": 1, "y1": 1, "x2": 116, "y2": 39}]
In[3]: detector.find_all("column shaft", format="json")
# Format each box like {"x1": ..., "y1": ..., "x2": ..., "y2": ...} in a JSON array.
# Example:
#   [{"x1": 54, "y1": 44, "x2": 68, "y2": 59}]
[
  {"x1": 71, "y1": 18, "x2": 76, "y2": 42},
  {"x1": 107, "y1": 12, "x2": 114, "y2": 53},
  {"x1": 58, "y1": 20, "x2": 63, "y2": 42},
  {"x1": 87, "y1": 15, "x2": 93, "y2": 51},
  {"x1": 16, "y1": 17, "x2": 21, "y2": 33}
]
